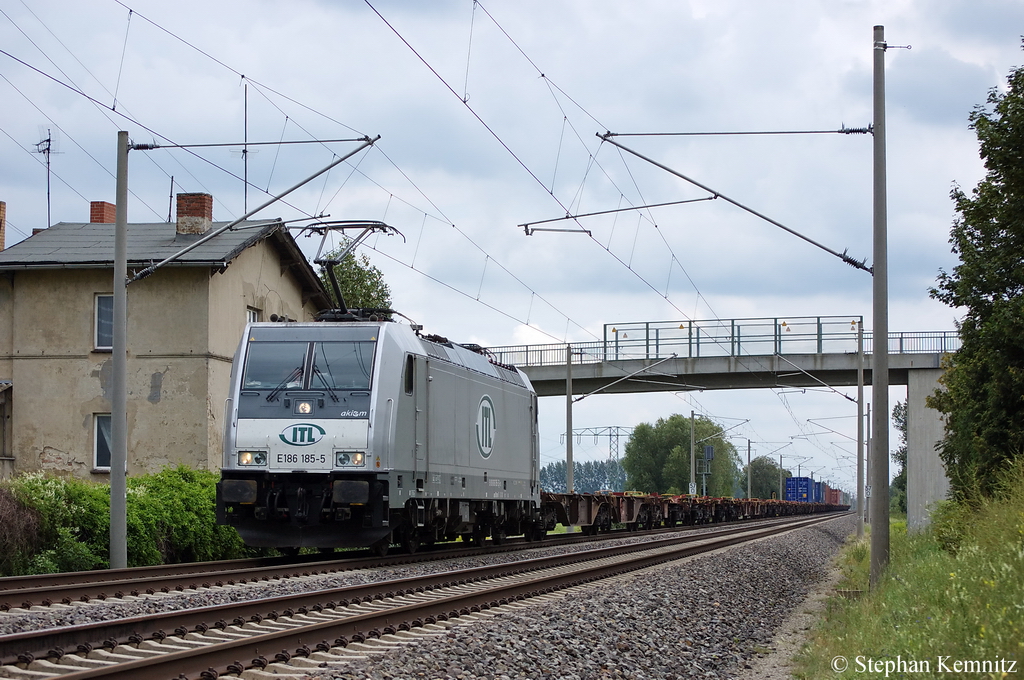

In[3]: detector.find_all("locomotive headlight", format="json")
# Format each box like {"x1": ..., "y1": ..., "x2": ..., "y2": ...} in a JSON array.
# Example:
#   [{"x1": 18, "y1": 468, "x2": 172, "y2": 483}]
[
  {"x1": 296, "y1": 400, "x2": 313, "y2": 414},
  {"x1": 238, "y1": 451, "x2": 267, "y2": 466},
  {"x1": 336, "y1": 452, "x2": 366, "y2": 467}
]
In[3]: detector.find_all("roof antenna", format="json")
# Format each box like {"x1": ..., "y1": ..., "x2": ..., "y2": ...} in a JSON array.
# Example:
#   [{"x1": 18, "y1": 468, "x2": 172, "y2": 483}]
[
  {"x1": 231, "y1": 79, "x2": 257, "y2": 213},
  {"x1": 243, "y1": 80, "x2": 249, "y2": 213},
  {"x1": 167, "y1": 176, "x2": 175, "y2": 222},
  {"x1": 33, "y1": 127, "x2": 60, "y2": 227}
]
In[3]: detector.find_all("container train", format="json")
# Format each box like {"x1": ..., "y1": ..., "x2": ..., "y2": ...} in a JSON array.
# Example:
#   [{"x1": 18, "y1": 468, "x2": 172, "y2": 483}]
[
  {"x1": 215, "y1": 225, "x2": 844, "y2": 555},
  {"x1": 215, "y1": 313, "x2": 847, "y2": 556}
]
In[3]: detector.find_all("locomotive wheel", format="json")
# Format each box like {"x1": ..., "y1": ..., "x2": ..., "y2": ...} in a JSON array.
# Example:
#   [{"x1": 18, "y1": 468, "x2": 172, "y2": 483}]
[
  {"x1": 281, "y1": 547, "x2": 301, "y2": 557},
  {"x1": 402, "y1": 531, "x2": 420, "y2": 555},
  {"x1": 471, "y1": 525, "x2": 487, "y2": 547},
  {"x1": 491, "y1": 528, "x2": 506, "y2": 545},
  {"x1": 370, "y1": 537, "x2": 390, "y2": 557}
]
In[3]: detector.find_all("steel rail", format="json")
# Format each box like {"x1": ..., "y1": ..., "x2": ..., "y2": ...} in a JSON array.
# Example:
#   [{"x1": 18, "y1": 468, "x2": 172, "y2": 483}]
[
  {"x1": 1, "y1": 515, "x2": 821, "y2": 662},
  {"x1": 1, "y1": 513, "x2": 848, "y2": 677},
  {"x1": 0, "y1": 537, "x2": 563, "y2": 608},
  {"x1": 0, "y1": 513, "x2": 803, "y2": 609}
]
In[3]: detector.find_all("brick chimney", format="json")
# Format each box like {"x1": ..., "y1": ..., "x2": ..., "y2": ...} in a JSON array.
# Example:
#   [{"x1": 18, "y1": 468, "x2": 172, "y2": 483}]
[
  {"x1": 176, "y1": 193, "x2": 213, "y2": 235},
  {"x1": 90, "y1": 201, "x2": 117, "y2": 224},
  {"x1": 0, "y1": 201, "x2": 6, "y2": 251}
]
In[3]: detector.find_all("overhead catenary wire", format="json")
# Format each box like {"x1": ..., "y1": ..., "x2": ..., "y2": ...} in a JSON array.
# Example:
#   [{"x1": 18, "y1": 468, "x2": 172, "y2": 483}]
[
  {"x1": 112, "y1": 8, "x2": 132, "y2": 111},
  {"x1": 597, "y1": 133, "x2": 872, "y2": 273},
  {"x1": 604, "y1": 126, "x2": 873, "y2": 137}
]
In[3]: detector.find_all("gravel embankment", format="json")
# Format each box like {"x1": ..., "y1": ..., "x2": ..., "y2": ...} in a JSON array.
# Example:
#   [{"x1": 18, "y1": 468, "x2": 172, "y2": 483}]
[
  {"x1": 0, "y1": 515, "x2": 853, "y2": 679},
  {"x1": 0, "y1": 524, "x2": 748, "y2": 635},
  {"x1": 309, "y1": 515, "x2": 855, "y2": 680}
]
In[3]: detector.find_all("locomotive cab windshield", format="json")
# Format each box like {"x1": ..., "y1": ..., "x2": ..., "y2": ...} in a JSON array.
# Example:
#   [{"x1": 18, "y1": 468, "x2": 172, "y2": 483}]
[{"x1": 234, "y1": 326, "x2": 378, "y2": 473}]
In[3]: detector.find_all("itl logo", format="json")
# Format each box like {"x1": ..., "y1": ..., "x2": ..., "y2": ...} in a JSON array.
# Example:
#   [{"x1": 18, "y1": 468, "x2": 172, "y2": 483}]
[
  {"x1": 280, "y1": 423, "x2": 326, "y2": 446},
  {"x1": 476, "y1": 395, "x2": 496, "y2": 458}
]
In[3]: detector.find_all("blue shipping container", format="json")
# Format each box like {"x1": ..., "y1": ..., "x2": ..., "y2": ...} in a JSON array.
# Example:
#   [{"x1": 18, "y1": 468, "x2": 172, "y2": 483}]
[
  {"x1": 785, "y1": 476, "x2": 812, "y2": 502},
  {"x1": 813, "y1": 481, "x2": 824, "y2": 503}
]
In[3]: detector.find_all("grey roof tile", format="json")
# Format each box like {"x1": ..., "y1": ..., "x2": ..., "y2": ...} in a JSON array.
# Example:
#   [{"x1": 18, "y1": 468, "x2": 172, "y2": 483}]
[{"x1": 0, "y1": 219, "x2": 282, "y2": 269}]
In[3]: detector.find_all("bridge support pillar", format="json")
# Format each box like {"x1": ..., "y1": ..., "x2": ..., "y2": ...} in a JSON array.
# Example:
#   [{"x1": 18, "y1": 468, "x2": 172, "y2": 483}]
[{"x1": 907, "y1": 368, "x2": 949, "y2": 531}]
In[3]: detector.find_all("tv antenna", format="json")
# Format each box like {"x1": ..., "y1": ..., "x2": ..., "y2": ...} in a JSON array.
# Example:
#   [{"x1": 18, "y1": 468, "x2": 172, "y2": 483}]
[
  {"x1": 229, "y1": 82, "x2": 257, "y2": 212},
  {"x1": 33, "y1": 127, "x2": 60, "y2": 228}
]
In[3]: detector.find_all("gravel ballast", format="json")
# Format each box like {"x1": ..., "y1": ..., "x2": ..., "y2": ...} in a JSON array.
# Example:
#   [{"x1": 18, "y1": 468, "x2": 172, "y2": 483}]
[
  {"x1": 308, "y1": 514, "x2": 855, "y2": 680},
  {"x1": 0, "y1": 515, "x2": 853, "y2": 679}
]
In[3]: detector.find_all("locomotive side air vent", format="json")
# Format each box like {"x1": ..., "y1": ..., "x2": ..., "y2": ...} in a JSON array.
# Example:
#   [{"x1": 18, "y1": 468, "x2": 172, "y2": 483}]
[{"x1": 421, "y1": 340, "x2": 451, "y2": 362}]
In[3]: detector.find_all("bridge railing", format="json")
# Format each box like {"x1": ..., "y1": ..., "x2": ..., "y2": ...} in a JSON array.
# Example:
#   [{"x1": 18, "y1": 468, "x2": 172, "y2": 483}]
[{"x1": 487, "y1": 315, "x2": 960, "y2": 368}]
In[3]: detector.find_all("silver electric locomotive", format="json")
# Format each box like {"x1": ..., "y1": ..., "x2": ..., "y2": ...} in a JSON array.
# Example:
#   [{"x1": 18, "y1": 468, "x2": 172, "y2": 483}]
[{"x1": 216, "y1": 319, "x2": 542, "y2": 555}]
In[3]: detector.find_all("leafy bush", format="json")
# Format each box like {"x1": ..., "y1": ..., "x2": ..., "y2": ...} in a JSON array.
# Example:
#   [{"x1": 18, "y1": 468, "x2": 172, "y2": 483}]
[
  {"x1": 0, "y1": 485, "x2": 43, "y2": 575},
  {"x1": 0, "y1": 466, "x2": 251, "y2": 575},
  {"x1": 126, "y1": 466, "x2": 249, "y2": 565},
  {"x1": 8, "y1": 472, "x2": 110, "y2": 570},
  {"x1": 29, "y1": 526, "x2": 105, "y2": 574}
]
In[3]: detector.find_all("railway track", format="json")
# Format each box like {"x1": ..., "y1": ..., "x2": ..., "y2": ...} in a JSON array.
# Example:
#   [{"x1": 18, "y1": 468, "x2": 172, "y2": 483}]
[
  {"x1": 0, "y1": 512, "x2": 848, "y2": 679},
  {"x1": 0, "y1": 514, "x2": 809, "y2": 612}
]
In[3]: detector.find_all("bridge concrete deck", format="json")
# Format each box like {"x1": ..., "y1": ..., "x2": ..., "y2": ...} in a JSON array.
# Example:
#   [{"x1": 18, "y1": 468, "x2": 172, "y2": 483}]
[{"x1": 520, "y1": 352, "x2": 944, "y2": 397}]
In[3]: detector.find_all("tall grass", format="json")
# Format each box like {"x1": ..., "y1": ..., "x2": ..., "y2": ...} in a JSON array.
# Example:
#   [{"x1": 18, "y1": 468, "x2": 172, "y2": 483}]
[{"x1": 796, "y1": 462, "x2": 1024, "y2": 676}]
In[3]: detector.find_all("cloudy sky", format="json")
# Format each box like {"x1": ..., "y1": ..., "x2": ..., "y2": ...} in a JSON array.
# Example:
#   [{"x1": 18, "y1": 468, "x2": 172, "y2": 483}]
[{"x1": 2, "y1": 0, "x2": 1022, "y2": 491}]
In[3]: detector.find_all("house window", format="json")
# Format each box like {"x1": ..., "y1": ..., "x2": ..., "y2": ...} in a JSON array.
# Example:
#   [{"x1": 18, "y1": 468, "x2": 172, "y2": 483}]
[
  {"x1": 95, "y1": 294, "x2": 113, "y2": 350},
  {"x1": 94, "y1": 414, "x2": 112, "y2": 470},
  {"x1": 246, "y1": 307, "x2": 260, "y2": 324}
]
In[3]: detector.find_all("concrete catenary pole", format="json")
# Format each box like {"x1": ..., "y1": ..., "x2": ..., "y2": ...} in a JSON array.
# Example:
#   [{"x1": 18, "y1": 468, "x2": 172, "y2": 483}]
[
  {"x1": 110, "y1": 131, "x2": 128, "y2": 569},
  {"x1": 689, "y1": 410, "x2": 696, "y2": 495},
  {"x1": 865, "y1": 402, "x2": 872, "y2": 524},
  {"x1": 779, "y1": 455, "x2": 784, "y2": 500},
  {"x1": 857, "y1": 318, "x2": 865, "y2": 539},
  {"x1": 565, "y1": 344, "x2": 574, "y2": 496},
  {"x1": 870, "y1": 24, "x2": 890, "y2": 588},
  {"x1": 747, "y1": 439, "x2": 752, "y2": 499}
]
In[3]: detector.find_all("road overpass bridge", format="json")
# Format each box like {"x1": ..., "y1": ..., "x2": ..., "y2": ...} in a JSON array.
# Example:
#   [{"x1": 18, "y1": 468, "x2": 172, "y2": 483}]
[
  {"x1": 487, "y1": 316, "x2": 957, "y2": 396},
  {"x1": 487, "y1": 315, "x2": 959, "y2": 532}
]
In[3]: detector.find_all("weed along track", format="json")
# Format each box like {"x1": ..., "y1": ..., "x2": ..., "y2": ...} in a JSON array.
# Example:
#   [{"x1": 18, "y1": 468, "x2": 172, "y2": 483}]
[{"x1": 0, "y1": 515, "x2": 846, "y2": 679}]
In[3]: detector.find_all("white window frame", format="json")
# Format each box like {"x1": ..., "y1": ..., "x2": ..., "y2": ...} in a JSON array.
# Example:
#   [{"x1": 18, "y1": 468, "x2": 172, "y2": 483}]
[
  {"x1": 94, "y1": 413, "x2": 111, "y2": 471},
  {"x1": 95, "y1": 294, "x2": 113, "y2": 351},
  {"x1": 246, "y1": 306, "x2": 260, "y2": 324}
]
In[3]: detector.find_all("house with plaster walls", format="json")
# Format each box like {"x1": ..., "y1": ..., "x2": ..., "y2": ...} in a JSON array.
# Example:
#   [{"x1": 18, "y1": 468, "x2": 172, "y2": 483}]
[{"x1": 0, "y1": 194, "x2": 330, "y2": 478}]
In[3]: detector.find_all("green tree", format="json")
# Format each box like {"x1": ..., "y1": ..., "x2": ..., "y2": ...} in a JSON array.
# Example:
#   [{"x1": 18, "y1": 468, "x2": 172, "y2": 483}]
[
  {"x1": 540, "y1": 460, "x2": 568, "y2": 493},
  {"x1": 928, "y1": 54, "x2": 1024, "y2": 497},
  {"x1": 622, "y1": 414, "x2": 741, "y2": 496},
  {"x1": 890, "y1": 401, "x2": 908, "y2": 514},
  {"x1": 740, "y1": 455, "x2": 794, "y2": 499},
  {"x1": 539, "y1": 459, "x2": 626, "y2": 493},
  {"x1": 318, "y1": 239, "x2": 392, "y2": 310}
]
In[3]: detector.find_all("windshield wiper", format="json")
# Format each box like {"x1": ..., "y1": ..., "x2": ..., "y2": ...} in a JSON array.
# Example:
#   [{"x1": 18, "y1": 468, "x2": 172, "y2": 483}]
[
  {"x1": 266, "y1": 366, "x2": 303, "y2": 402},
  {"x1": 311, "y1": 365, "x2": 341, "y2": 402}
]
